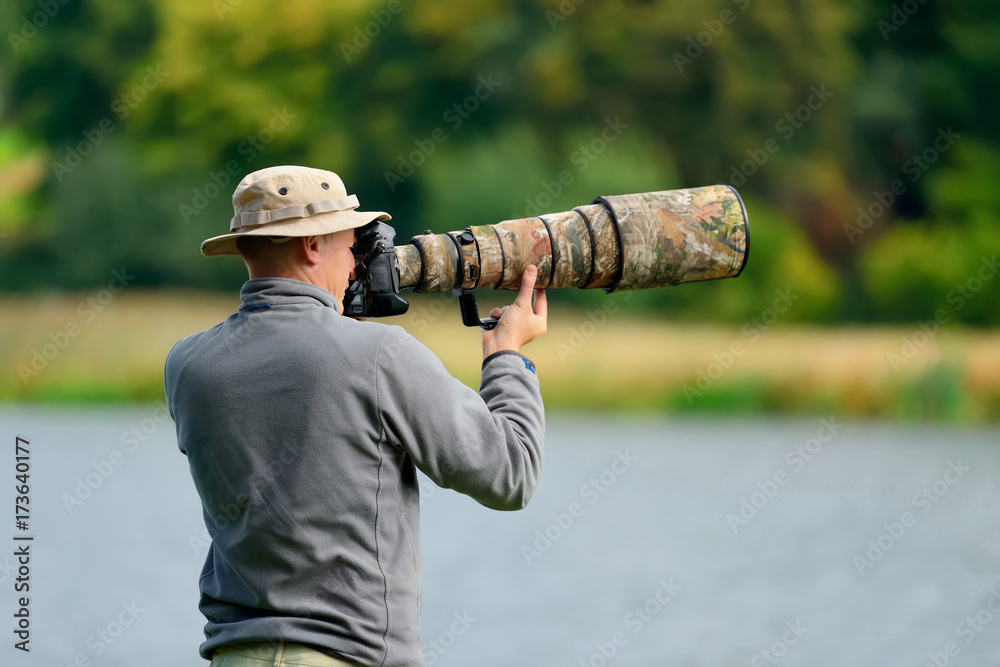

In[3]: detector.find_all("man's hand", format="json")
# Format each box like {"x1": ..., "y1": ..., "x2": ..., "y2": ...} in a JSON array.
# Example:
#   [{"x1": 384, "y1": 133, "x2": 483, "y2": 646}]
[{"x1": 482, "y1": 264, "x2": 548, "y2": 359}]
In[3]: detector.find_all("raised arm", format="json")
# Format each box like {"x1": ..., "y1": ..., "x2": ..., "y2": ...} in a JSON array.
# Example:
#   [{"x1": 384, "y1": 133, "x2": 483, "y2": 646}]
[{"x1": 376, "y1": 267, "x2": 547, "y2": 510}]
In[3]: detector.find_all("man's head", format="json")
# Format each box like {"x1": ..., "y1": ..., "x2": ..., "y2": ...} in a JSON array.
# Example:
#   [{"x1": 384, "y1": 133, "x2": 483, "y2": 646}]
[
  {"x1": 199, "y1": 165, "x2": 390, "y2": 305},
  {"x1": 235, "y1": 230, "x2": 357, "y2": 303}
]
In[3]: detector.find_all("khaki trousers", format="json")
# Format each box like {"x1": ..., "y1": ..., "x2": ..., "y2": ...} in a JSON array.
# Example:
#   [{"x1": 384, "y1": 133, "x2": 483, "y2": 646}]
[{"x1": 210, "y1": 641, "x2": 367, "y2": 667}]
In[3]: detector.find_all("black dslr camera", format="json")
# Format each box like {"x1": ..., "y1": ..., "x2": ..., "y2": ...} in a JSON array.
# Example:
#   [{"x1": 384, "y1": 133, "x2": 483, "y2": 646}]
[{"x1": 343, "y1": 221, "x2": 409, "y2": 318}]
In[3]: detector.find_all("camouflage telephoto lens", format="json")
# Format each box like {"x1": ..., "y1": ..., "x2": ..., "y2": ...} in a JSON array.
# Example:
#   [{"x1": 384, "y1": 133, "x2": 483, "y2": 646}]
[{"x1": 395, "y1": 185, "x2": 749, "y2": 293}]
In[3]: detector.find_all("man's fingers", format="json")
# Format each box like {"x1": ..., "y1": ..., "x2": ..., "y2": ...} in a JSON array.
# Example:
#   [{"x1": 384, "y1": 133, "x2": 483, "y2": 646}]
[
  {"x1": 514, "y1": 264, "x2": 538, "y2": 310},
  {"x1": 532, "y1": 288, "x2": 547, "y2": 319},
  {"x1": 482, "y1": 264, "x2": 549, "y2": 354}
]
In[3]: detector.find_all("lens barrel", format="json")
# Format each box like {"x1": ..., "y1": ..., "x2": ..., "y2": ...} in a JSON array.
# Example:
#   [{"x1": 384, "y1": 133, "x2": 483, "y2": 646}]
[{"x1": 395, "y1": 185, "x2": 749, "y2": 293}]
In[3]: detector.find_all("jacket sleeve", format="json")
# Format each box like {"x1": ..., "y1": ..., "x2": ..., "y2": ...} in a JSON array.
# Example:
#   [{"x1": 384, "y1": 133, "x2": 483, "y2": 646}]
[{"x1": 374, "y1": 325, "x2": 544, "y2": 511}]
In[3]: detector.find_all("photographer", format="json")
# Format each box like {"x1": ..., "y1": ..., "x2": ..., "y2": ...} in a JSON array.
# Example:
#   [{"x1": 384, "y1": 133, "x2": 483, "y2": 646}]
[{"x1": 164, "y1": 165, "x2": 547, "y2": 667}]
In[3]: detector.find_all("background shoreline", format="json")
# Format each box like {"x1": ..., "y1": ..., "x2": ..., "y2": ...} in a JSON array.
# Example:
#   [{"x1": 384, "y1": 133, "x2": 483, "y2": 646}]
[{"x1": 5, "y1": 292, "x2": 997, "y2": 422}]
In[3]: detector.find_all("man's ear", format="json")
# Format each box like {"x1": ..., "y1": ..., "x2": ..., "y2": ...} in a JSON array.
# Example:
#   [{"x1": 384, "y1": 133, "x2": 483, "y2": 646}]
[{"x1": 299, "y1": 235, "x2": 323, "y2": 265}]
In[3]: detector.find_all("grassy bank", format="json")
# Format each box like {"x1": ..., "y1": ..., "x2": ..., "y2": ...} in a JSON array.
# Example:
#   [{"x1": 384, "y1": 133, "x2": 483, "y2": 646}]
[{"x1": 2, "y1": 291, "x2": 998, "y2": 421}]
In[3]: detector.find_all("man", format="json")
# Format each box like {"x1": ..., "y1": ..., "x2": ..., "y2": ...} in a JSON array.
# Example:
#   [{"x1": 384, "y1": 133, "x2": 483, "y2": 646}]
[{"x1": 164, "y1": 165, "x2": 547, "y2": 667}]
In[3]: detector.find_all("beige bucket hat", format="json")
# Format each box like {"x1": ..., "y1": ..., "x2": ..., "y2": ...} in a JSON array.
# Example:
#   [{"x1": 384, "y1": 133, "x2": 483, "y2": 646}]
[{"x1": 200, "y1": 165, "x2": 391, "y2": 257}]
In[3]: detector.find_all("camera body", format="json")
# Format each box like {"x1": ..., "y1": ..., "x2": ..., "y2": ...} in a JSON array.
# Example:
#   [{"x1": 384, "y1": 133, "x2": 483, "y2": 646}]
[{"x1": 343, "y1": 221, "x2": 409, "y2": 318}]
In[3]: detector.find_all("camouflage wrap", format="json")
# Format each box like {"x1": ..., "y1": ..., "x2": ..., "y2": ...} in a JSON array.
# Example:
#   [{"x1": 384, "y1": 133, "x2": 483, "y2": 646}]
[
  {"x1": 408, "y1": 233, "x2": 459, "y2": 293},
  {"x1": 470, "y1": 225, "x2": 504, "y2": 289},
  {"x1": 532, "y1": 209, "x2": 589, "y2": 288},
  {"x1": 396, "y1": 244, "x2": 423, "y2": 289},
  {"x1": 574, "y1": 203, "x2": 621, "y2": 290},
  {"x1": 494, "y1": 217, "x2": 555, "y2": 290},
  {"x1": 598, "y1": 185, "x2": 749, "y2": 291},
  {"x1": 447, "y1": 231, "x2": 480, "y2": 290},
  {"x1": 395, "y1": 185, "x2": 749, "y2": 293}
]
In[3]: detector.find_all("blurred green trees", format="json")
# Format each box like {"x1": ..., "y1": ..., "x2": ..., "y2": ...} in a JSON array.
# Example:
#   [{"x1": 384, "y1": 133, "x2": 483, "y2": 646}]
[{"x1": 0, "y1": 0, "x2": 998, "y2": 323}]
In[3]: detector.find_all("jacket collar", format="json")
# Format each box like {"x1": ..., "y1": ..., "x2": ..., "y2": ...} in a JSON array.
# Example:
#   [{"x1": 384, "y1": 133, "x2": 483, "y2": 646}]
[{"x1": 238, "y1": 277, "x2": 341, "y2": 314}]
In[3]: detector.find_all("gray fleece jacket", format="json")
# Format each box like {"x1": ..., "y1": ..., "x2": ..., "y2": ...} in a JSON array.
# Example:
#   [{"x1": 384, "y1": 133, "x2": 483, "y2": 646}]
[{"x1": 163, "y1": 277, "x2": 544, "y2": 666}]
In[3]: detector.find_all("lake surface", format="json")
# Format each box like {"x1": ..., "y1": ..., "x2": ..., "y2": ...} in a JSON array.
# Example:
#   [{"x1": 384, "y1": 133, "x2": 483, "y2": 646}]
[{"x1": 1, "y1": 407, "x2": 998, "y2": 666}]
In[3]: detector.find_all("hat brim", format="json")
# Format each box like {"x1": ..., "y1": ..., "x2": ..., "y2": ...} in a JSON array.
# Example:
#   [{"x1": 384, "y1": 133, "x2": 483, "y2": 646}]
[{"x1": 200, "y1": 209, "x2": 391, "y2": 257}]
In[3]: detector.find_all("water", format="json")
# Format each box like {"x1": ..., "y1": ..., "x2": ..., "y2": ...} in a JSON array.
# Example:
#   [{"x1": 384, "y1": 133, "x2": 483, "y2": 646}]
[{"x1": 1, "y1": 407, "x2": 998, "y2": 666}]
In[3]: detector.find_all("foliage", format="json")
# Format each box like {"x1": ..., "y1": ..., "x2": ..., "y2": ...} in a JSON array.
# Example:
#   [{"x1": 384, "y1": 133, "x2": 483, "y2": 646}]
[{"x1": 1, "y1": 0, "x2": 998, "y2": 324}]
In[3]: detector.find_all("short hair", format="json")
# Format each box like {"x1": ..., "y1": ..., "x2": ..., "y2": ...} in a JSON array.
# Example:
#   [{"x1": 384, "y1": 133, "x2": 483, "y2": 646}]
[{"x1": 235, "y1": 235, "x2": 295, "y2": 263}]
